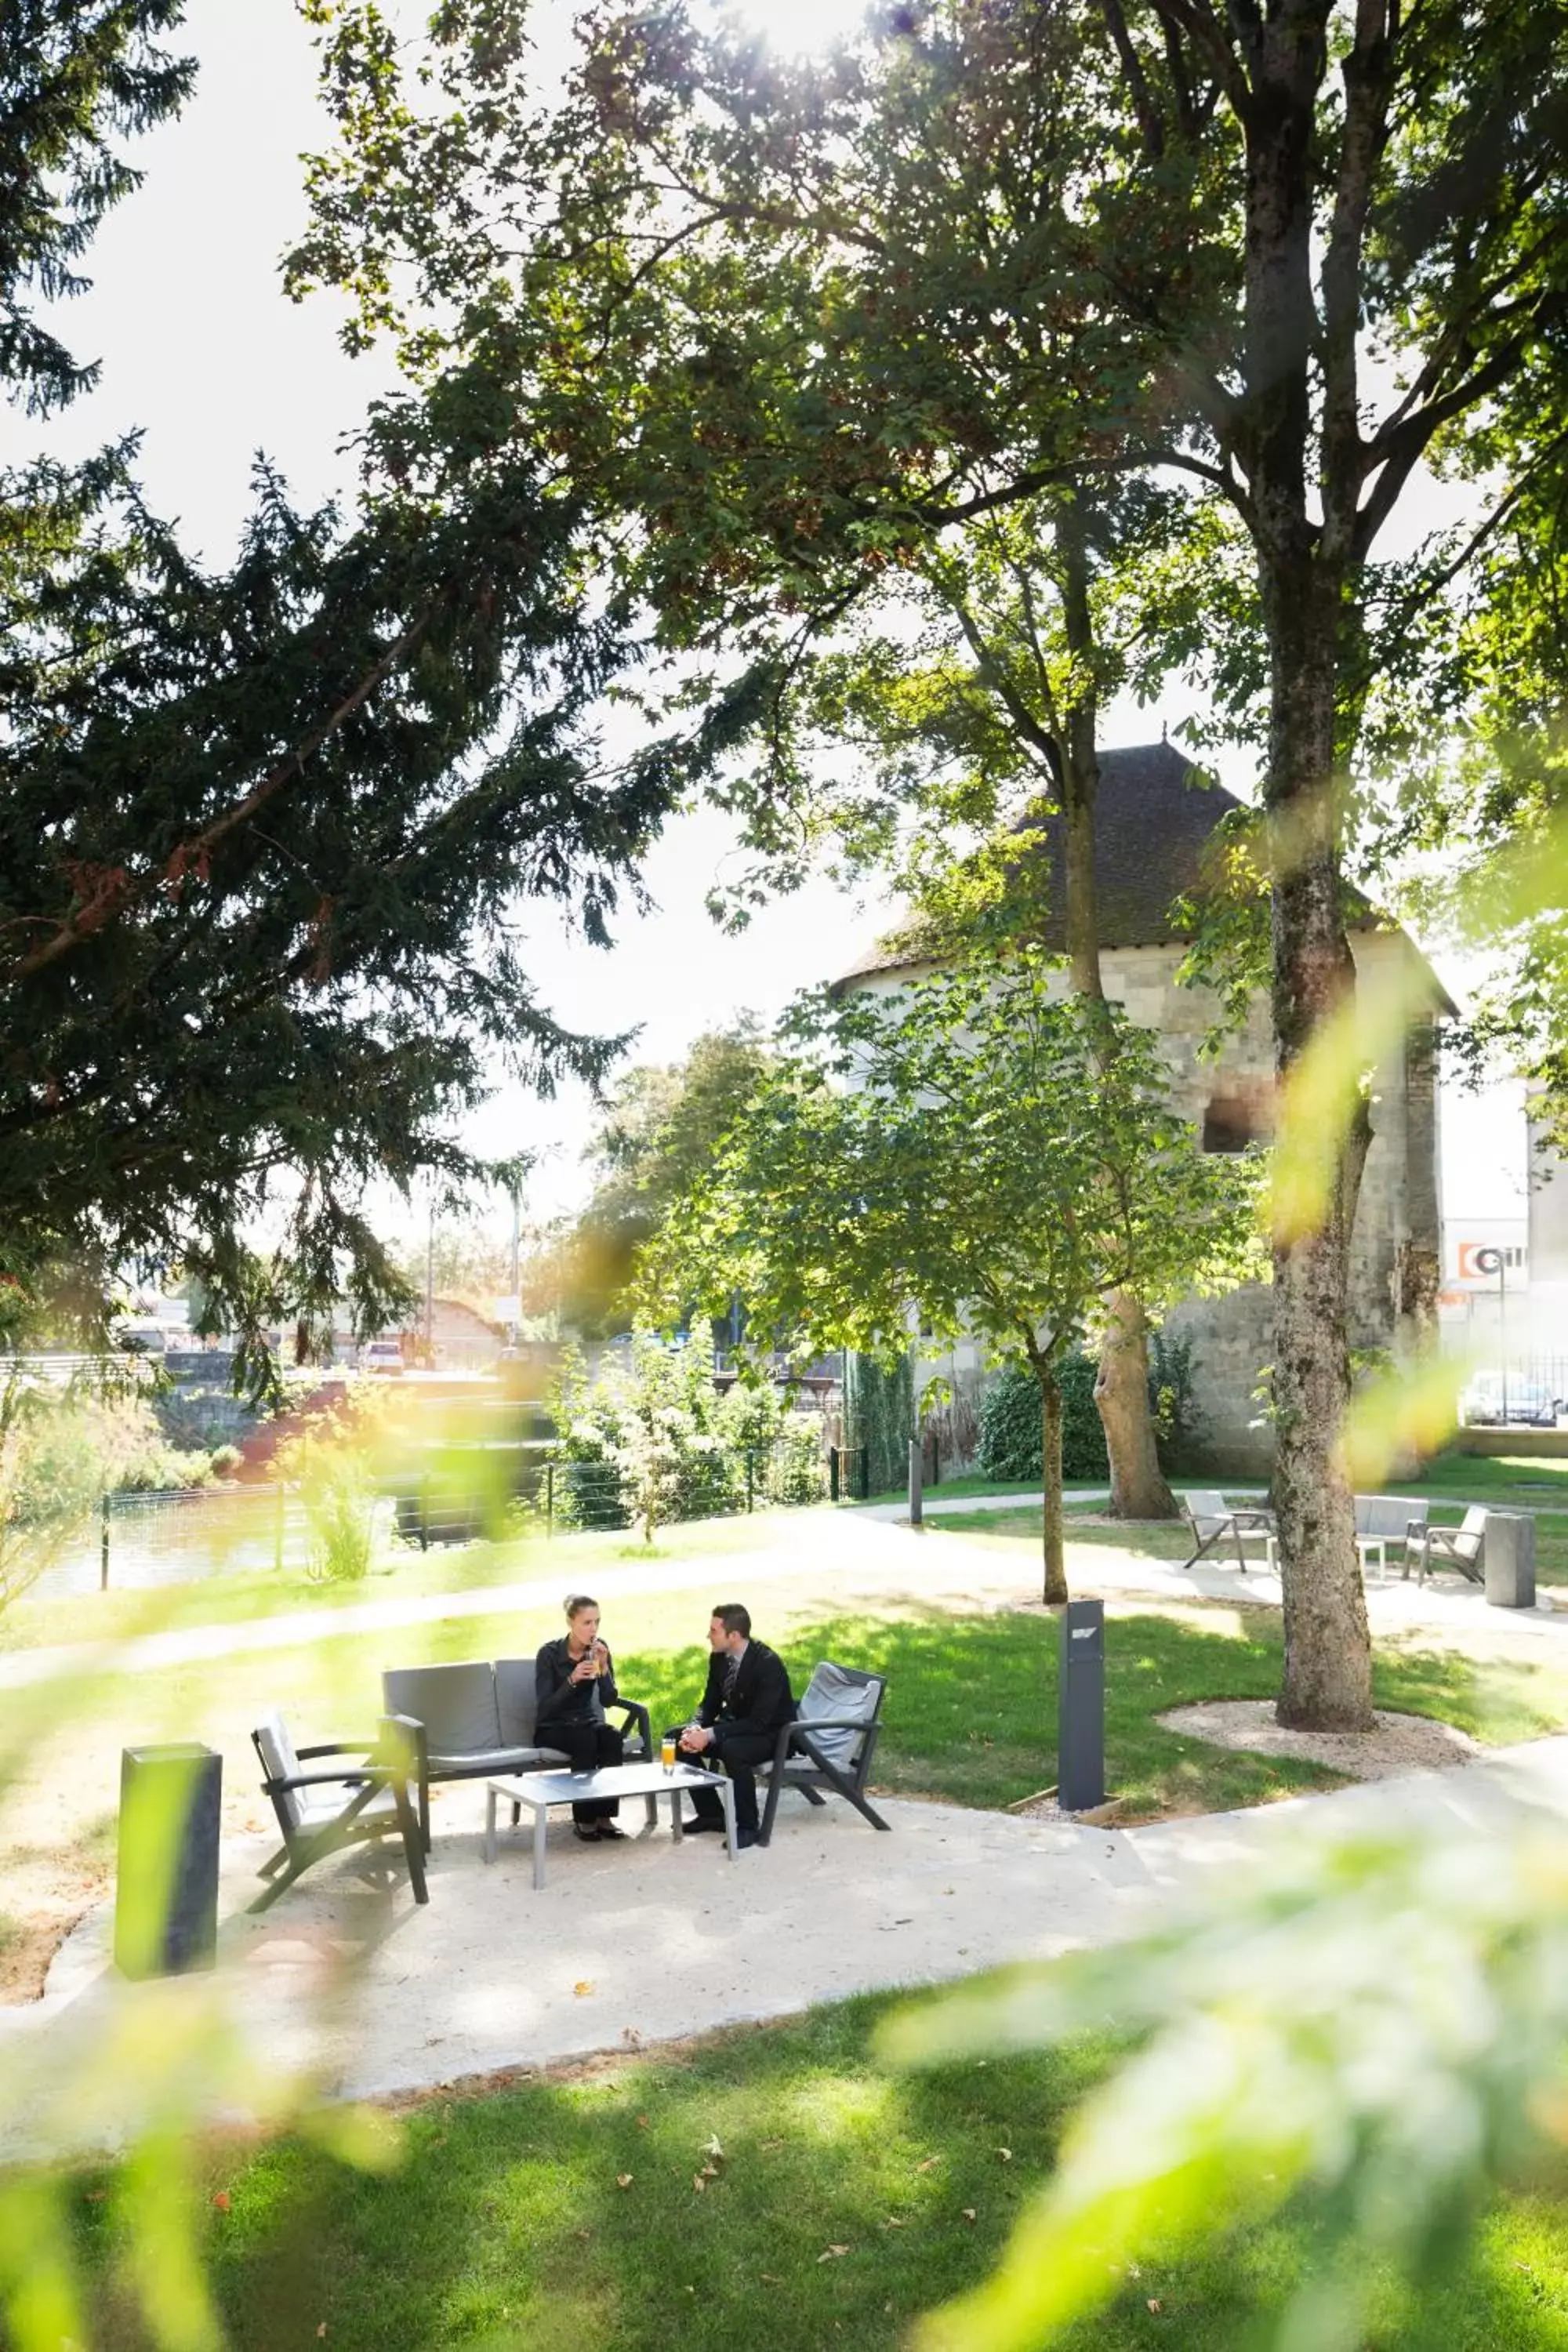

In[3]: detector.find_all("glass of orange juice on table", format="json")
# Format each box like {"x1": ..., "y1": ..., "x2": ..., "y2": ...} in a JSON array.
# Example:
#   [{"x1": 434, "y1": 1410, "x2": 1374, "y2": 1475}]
[{"x1": 660, "y1": 1733, "x2": 677, "y2": 1770}]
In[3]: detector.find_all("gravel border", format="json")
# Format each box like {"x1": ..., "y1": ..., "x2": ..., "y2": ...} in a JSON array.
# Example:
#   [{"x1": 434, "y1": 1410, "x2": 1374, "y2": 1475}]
[{"x1": 1156, "y1": 1698, "x2": 1481, "y2": 1780}]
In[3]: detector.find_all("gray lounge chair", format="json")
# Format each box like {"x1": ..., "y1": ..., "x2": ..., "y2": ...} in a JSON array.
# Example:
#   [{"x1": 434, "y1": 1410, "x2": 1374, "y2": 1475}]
[
  {"x1": 252, "y1": 1709, "x2": 427, "y2": 1913},
  {"x1": 1180, "y1": 1490, "x2": 1276, "y2": 1572},
  {"x1": 383, "y1": 1657, "x2": 652, "y2": 1844},
  {"x1": 757, "y1": 1661, "x2": 891, "y2": 1848},
  {"x1": 1414, "y1": 1504, "x2": 1486, "y2": 1586}
]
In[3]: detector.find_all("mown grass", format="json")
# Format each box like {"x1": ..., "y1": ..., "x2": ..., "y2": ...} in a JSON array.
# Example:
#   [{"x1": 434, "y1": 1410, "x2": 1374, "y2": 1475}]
[
  {"x1": 64, "y1": 1993, "x2": 1568, "y2": 2352},
  {"x1": 13, "y1": 1586, "x2": 1568, "y2": 1875},
  {"x1": 1413, "y1": 1449, "x2": 1568, "y2": 1507},
  {"x1": 934, "y1": 1494, "x2": 1568, "y2": 1588}
]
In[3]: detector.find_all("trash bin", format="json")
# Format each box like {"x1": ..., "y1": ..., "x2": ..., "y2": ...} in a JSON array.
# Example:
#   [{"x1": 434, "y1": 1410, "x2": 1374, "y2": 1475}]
[
  {"x1": 1058, "y1": 1598, "x2": 1106, "y2": 1811},
  {"x1": 1483, "y1": 1511, "x2": 1536, "y2": 1610},
  {"x1": 114, "y1": 1743, "x2": 222, "y2": 1980}
]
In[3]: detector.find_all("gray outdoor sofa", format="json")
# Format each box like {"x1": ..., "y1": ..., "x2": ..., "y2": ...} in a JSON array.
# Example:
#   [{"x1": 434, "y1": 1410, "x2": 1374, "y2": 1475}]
[{"x1": 382, "y1": 1658, "x2": 653, "y2": 1846}]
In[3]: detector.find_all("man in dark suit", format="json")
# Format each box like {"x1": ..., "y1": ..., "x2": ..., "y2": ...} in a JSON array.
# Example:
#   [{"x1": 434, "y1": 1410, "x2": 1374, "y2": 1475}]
[{"x1": 673, "y1": 1603, "x2": 794, "y2": 1848}]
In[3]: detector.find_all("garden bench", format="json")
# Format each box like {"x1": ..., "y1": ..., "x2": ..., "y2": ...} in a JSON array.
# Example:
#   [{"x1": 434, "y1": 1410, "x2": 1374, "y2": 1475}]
[
  {"x1": 756, "y1": 1661, "x2": 891, "y2": 1847},
  {"x1": 381, "y1": 1658, "x2": 652, "y2": 1846},
  {"x1": 251, "y1": 1708, "x2": 427, "y2": 1912}
]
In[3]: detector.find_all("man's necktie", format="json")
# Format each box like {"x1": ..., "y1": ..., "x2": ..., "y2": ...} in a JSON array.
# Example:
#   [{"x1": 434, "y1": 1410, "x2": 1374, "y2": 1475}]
[{"x1": 722, "y1": 1653, "x2": 739, "y2": 1704}]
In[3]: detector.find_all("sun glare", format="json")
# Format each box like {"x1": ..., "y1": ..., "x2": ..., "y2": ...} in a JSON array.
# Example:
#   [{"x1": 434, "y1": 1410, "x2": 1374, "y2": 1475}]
[{"x1": 723, "y1": 0, "x2": 867, "y2": 57}]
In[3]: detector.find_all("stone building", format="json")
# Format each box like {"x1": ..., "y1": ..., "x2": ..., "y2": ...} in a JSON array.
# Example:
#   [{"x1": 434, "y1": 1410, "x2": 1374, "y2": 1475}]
[{"x1": 836, "y1": 742, "x2": 1454, "y2": 1472}]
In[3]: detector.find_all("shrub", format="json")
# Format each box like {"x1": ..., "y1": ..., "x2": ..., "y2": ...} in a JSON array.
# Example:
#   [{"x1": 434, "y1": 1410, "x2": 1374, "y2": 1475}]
[
  {"x1": 976, "y1": 1355, "x2": 1111, "y2": 1482},
  {"x1": 546, "y1": 1335, "x2": 826, "y2": 1531},
  {"x1": 271, "y1": 1394, "x2": 383, "y2": 1581},
  {"x1": 978, "y1": 1338, "x2": 1209, "y2": 1483}
]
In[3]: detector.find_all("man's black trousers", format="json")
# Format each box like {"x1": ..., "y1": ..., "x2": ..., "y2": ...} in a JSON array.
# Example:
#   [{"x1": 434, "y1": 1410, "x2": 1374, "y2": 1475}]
[
  {"x1": 667, "y1": 1729, "x2": 775, "y2": 1837},
  {"x1": 537, "y1": 1719, "x2": 624, "y2": 1821}
]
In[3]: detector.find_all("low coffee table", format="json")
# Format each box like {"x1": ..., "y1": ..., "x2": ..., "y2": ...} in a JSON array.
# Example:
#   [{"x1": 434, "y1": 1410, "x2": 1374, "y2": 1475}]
[{"x1": 484, "y1": 1762, "x2": 737, "y2": 1888}]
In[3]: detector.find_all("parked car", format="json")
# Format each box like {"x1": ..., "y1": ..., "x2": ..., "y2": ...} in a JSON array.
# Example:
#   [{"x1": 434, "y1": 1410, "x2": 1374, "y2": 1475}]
[
  {"x1": 359, "y1": 1338, "x2": 405, "y2": 1376},
  {"x1": 1461, "y1": 1374, "x2": 1558, "y2": 1428}
]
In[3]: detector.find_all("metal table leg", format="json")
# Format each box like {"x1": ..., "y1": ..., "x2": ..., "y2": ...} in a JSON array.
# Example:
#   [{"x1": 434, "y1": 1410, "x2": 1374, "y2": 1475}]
[
  {"x1": 533, "y1": 1799, "x2": 548, "y2": 1892},
  {"x1": 644, "y1": 1790, "x2": 658, "y2": 1832},
  {"x1": 670, "y1": 1785, "x2": 684, "y2": 1842},
  {"x1": 719, "y1": 1776, "x2": 737, "y2": 1861},
  {"x1": 484, "y1": 1784, "x2": 498, "y2": 1864}
]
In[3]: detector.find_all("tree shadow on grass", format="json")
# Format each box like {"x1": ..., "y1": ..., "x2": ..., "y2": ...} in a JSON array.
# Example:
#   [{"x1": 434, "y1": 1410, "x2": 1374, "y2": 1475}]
[
  {"x1": 623, "y1": 1606, "x2": 1350, "y2": 1822},
  {"x1": 102, "y1": 2001, "x2": 1110, "y2": 2352},
  {"x1": 77, "y1": 1996, "x2": 1568, "y2": 2352}
]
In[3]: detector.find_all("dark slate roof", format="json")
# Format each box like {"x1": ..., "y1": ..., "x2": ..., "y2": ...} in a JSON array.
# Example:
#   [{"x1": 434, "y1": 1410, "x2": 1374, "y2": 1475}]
[{"x1": 835, "y1": 740, "x2": 1457, "y2": 1012}]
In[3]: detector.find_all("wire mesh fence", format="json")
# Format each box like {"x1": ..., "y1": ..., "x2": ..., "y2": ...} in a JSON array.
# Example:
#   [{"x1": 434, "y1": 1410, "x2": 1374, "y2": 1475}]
[{"x1": 29, "y1": 1430, "x2": 863, "y2": 1596}]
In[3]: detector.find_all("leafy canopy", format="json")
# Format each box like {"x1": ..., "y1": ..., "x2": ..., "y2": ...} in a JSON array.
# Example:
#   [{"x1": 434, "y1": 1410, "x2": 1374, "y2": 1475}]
[{"x1": 640, "y1": 955, "x2": 1261, "y2": 1378}]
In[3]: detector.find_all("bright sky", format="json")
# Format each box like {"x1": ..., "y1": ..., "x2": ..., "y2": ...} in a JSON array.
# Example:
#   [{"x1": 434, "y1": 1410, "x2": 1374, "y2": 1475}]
[{"x1": 5, "y1": 0, "x2": 1525, "y2": 1235}]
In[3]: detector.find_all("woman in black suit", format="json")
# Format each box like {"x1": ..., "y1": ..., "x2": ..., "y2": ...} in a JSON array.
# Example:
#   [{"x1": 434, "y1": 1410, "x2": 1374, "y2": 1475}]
[{"x1": 535, "y1": 1594, "x2": 626, "y2": 1841}]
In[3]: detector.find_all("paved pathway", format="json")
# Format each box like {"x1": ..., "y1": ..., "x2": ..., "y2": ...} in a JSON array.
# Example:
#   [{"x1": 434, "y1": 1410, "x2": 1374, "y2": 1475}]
[
  {"x1": 2, "y1": 1491, "x2": 1561, "y2": 1693},
  {"x1": 6, "y1": 1736, "x2": 1566, "y2": 2163}
]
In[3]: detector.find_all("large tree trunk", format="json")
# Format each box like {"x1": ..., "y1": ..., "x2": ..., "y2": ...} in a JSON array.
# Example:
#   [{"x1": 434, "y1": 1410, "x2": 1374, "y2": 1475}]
[
  {"x1": 1094, "y1": 1291, "x2": 1178, "y2": 1518},
  {"x1": 1038, "y1": 1360, "x2": 1069, "y2": 1605},
  {"x1": 1245, "y1": 11, "x2": 1376, "y2": 1733},
  {"x1": 1261, "y1": 590, "x2": 1374, "y2": 1731},
  {"x1": 1054, "y1": 504, "x2": 1178, "y2": 1520}
]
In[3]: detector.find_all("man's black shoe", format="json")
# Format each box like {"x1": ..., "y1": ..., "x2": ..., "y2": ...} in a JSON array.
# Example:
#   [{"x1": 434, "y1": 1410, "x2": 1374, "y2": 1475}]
[
  {"x1": 684, "y1": 1814, "x2": 724, "y2": 1834},
  {"x1": 735, "y1": 1827, "x2": 760, "y2": 1850}
]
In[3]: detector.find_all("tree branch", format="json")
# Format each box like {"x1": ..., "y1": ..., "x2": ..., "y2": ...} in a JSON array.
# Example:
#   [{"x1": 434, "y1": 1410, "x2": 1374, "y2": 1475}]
[{"x1": 5, "y1": 605, "x2": 439, "y2": 985}]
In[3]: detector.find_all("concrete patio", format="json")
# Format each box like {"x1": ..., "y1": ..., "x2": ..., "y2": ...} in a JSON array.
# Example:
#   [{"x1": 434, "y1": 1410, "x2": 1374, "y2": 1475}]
[{"x1": 8, "y1": 1735, "x2": 1568, "y2": 2168}]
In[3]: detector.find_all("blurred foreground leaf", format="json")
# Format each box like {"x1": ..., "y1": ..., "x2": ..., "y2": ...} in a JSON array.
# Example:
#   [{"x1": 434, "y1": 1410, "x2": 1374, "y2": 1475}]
[{"x1": 884, "y1": 1794, "x2": 1568, "y2": 2352}]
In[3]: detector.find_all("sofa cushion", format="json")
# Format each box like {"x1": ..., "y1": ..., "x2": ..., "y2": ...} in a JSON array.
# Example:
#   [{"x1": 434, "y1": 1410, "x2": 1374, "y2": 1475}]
[
  {"x1": 255, "y1": 1709, "x2": 303, "y2": 1832},
  {"x1": 793, "y1": 1662, "x2": 883, "y2": 1769},
  {"x1": 383, "y1": 1662, "x2": 501, "y2": 1758},
  {"x1": 426, "y1": 1744, "x2": 568, "y2": 1775}
]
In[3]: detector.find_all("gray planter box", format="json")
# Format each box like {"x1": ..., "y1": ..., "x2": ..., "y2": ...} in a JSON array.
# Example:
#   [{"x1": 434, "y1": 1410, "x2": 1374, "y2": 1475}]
[{"x1": 1483, "y1": 1511, "x2": 1537, "y2": 1610}]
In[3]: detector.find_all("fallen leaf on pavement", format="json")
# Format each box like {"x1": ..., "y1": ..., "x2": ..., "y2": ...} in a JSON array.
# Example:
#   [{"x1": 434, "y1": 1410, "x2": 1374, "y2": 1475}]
[{"x1": 572, "y1": 1980, "x2": 593, "y2": 1998}]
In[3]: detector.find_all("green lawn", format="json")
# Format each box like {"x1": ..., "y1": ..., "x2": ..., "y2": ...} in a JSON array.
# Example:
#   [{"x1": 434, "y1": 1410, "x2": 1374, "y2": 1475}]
[
  {"x1": 64, "y1": 1994, "x2": 1568, "y2": 2351},
  {"x1": 931, "y1": 1496, "x2": 1568, "y2": 1588},
  {"x1": 0, "y1": 1509, "x2": 780, "y2": 1657},
  {"x1": 1410, "y1": 1450, "x2": 1568, "y2": 1508},
  {"x1": 15, "y1": 1590, "x2": 1568, "y2": 1853}
]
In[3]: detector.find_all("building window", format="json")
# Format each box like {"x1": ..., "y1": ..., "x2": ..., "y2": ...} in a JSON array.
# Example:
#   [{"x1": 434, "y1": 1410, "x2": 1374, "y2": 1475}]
[{"x1": 1202, "y1": 1094, "x2": 1269, "y2": 1153}]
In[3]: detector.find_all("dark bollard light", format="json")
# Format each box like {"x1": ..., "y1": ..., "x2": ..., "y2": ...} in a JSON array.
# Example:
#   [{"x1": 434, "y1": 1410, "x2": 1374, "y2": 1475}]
[
  {"x1": 907, "y1": 1436, "x2": 924, "y2": 1527},
  {"x1": 1058, "y1": 1599, "x2": 1107, "y2": 1812},
  {"x1": 114, "y1": 1743, "x2": 222, "y2": 1980}
]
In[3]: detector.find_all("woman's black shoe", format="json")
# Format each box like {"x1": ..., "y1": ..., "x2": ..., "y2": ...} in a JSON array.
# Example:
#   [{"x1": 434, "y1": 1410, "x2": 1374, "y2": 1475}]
[
  {"x1": 573, "y1": 1824, "x2": 600, "y2": 1842},
  {"x1": 596, "y1": 1820, "x2": 628, "y2": 1840},
  {"x1": 684, "y1": 1815, "x2": 725, "y2": 1834}
]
